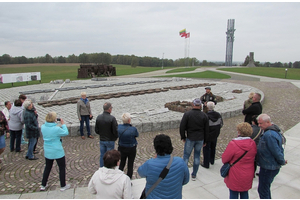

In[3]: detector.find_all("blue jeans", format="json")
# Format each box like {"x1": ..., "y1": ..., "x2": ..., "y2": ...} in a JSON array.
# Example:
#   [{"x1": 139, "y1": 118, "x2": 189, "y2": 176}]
[
  {"x1": 10, "y1": 130, "x2": 22, "y2": 151},
  {"x1": 100, "y1": 141, "x2": 115, "y2": 167},
  {"x1": 26, "y1": 137, "x2": 37, "y2": 159},
  {"x1": 258, "y1": 167, "x2": 280, "y2": 199},
  {"x1": 183, "y1": 138, "x2": 203, "y2": 177},
  {"x1": 229, "y1": 189, "x2": 249, "y2": 199},
  {"x1": 80, "y1": 115, "x2": 90, "y2": 136}
]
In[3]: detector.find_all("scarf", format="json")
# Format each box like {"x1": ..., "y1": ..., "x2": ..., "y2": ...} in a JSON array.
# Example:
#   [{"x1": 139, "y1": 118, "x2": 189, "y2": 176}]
[{"x1": 81, "y1": 98, "x2": 89, "y2": 105}]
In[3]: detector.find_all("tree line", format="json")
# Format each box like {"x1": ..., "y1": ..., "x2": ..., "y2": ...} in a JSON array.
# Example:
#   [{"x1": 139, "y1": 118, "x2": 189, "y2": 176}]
[{"x1": 1, "y1": 53, "x2": 300, "y2": 68}]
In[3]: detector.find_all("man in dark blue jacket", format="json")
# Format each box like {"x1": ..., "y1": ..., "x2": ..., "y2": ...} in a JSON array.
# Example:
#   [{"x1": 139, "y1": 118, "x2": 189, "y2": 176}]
[
  {"x1": 257, "y1": 114, "x2": 287, "y2": 199},
  {"x1": 180, "y1": 98, "x2": 209, "y2": 180}
]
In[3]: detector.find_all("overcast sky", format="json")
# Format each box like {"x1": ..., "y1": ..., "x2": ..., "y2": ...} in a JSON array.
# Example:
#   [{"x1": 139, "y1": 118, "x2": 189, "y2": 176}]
[{"x1": 1, "y1": 2, "x2": 299, "y2": 63}]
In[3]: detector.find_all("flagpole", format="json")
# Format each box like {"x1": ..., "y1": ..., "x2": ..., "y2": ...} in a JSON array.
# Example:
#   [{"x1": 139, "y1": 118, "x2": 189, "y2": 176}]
[
  {"x1": 184, "y1": 38, "x2": 187, "y2": 67},
  {"x1": 188, "y1": 34, "x2": 190, "y2": 67}
]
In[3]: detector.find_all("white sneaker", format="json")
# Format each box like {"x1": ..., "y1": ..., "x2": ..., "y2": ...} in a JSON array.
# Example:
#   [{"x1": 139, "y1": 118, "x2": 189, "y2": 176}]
[
  {"x1": 60, "y1": 184, "x2": 71, "y2": 191},
  {"x1": 40, "y1": 185, "x2": 47, "y2": 191},
  {"x1": 192, "y1": 175, "x2": 196, "y2": 181}
]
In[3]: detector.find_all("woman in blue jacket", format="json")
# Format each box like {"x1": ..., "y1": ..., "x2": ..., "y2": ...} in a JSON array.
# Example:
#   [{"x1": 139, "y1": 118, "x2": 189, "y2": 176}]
[
  {"x1": 118, "y1": 113, "x2": 139, "y2": 179},
  {"x1": 40, "y1": 112, "x2": 70, "y2": 192},
  {"x1": 138, "y1": 134, "x2": 189, "y2": 199}
]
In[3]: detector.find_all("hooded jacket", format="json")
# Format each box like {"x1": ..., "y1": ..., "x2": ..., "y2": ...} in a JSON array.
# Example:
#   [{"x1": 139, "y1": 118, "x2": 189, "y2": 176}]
[
  {"x1": 88, "y1": 167, "x2": 132, "y2": 199},
  {"x1": 8, "y1": 105, "x2": 24, "y2": 131},
  {"x1": 206, "y1": 110, "x2": 223, "y2": 142},
  {"x1": 222, "y1": 137, "x2": 257, "y2": 192},
  {"x1": 257, "y1": 124, "x2": 285, "y2": 170}
]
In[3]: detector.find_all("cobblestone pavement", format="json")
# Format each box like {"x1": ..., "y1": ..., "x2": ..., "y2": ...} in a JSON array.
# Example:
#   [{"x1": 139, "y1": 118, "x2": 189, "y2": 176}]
[{"x1": 0, "y1": 79, "x2": 299, "y2": 195}]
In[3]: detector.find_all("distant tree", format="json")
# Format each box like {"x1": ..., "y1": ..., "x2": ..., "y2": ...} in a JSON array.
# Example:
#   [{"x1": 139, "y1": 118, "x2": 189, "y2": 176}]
[
  {"x1": 254, "y1": 61, "x2": 261, "y2": 67},
  {"x1": 293, "y1": 61, "x2": 300, "y2": 68},
  {"x1": 2, "y1": 54, "x2": 11, "y2": 64},
  {"x1": 288, "y1": 62, "x2": 293, "y2": 68},
  {"x1": 45, "y1": 54, "x2": 53, "y2": 63},
  {"x1": 202, "y1": 60, "x2": 208, "y2": 66},
  {"x1": 67, "y1": 54, "x2": 78, "y2": 63},
  {"x1": 78, "y1": 53, "x2": 89, "y2": 63},
  {"x1": 131, "y1": 55, "x2": 138, "y2": 68},
  {"x1": 103, "y1": 53, "x2": 112, "y2": 65},
  {"x1": 57, "y1": 56, "x2": 66, "y2": 63},
  {"x1": 263, "y1": 62, "x2": 271, "y2": 67}
]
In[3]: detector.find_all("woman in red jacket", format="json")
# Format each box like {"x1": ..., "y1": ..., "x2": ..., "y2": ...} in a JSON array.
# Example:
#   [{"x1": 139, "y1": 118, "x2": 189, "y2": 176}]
[{"x1": 222, "y1": 122, "x2": 257, "y2": 199}]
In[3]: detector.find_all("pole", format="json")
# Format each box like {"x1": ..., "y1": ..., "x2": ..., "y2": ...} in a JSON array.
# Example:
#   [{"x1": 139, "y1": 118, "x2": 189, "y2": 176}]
[
  {"x1": 185, "y1": 38, "x2": 187, "y2": 67},
  {"x1": 162, "y1": 53, "x2": 164, "y2": 69},
  {"x1": 188, "y1": 35, "x2": 190, "y2": 67},
  {"x1": 285, "y1": 69, "x2": 288, "y2": 78}
]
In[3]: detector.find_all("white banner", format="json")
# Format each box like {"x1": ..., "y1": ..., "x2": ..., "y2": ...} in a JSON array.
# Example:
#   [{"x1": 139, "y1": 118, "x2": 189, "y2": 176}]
[{"x1": 0, "y1": 72, "x2": 41, "y2": 84}]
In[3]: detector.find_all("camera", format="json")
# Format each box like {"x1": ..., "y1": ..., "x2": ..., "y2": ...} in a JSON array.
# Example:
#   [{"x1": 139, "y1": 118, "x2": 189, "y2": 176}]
[{"x1": 57, "y1": 118, "x2": 61, "y2": 121}]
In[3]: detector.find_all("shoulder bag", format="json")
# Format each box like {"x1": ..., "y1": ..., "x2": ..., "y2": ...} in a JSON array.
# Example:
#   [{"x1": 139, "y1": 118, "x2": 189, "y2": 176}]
[
  {"x1": 140, "y1": 155, "x2": 174, "y2": 199},
  {"x1": 220, "y1": 151, "x2": 248, "y2": 178}
]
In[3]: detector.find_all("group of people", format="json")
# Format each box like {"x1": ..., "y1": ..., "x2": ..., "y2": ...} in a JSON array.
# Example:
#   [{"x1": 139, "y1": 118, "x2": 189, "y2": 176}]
[
  {"x1": 0, "y1": 95, "x2": 40, "y2": 162},
  {"x1": 0, "y1": 87, "x2": 287, "y2": 199},
  {"x1": 220, "y1": 91, "x2": 286, "y2": 199}
]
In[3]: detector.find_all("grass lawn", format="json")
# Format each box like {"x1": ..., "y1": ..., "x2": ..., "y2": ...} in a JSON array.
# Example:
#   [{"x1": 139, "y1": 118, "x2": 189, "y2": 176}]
[
  {"x1": 166, "y1": 67, "x2": 197, "y2": 73},
  {"x1": 157, "y1": 70, "x2": 231, "y2": 79},
  {"x1": 218, "y1": 67, "x2": 300, "y2": 80},
  {"x1": 0, "y1": 64, "x2": 174, "y2": 89}
]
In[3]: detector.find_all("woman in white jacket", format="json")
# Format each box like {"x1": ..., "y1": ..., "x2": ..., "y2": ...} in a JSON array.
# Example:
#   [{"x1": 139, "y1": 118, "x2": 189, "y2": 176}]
[{"x1": 88, "y1": 149, "x2": 132, "y2": 199}]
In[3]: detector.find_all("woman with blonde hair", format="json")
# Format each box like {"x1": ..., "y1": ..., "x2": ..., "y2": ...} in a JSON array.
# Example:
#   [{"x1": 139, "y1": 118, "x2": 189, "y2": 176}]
[
  {"x1": 117, "y1": 113, "x2": 139, "y2": 179},
  {"x1": 222, "y1": 122, "x2": 257, "y2": 199},
  {"x1": 40, "y1": 112, "x2": 70, "y2": 191},
  {"x1": 77, "y1": 92, "x2": 93, "y2": 139}
]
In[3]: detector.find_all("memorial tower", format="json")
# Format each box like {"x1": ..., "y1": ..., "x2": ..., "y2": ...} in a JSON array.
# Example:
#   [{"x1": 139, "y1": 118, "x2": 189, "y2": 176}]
[{"x1": 225, "y1": 19, "x2": 235, "y2": 66}]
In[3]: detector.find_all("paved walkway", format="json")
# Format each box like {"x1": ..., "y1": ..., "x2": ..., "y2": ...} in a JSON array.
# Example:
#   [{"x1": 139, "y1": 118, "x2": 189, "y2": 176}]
[{"x1": 0, "y1": 67, "x2": 300, "y2": 199}]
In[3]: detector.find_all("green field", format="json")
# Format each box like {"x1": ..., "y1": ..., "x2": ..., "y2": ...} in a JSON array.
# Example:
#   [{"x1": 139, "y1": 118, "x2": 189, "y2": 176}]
[
  {"x1": 218, "y1": 67, "x2": 300, "y2": 80},
  {"x1": 166, "y1": 67, "x2": 197, "y2": 73},
  {"x1": 0, "y1": 64, "x2": 174, "y2": 89},
  {"x1": 158, "y1": 70, "x2": 231, "y2": 79}
]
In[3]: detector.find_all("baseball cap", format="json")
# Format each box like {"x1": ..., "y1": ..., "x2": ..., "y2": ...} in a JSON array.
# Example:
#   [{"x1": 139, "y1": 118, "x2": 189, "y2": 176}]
[
  {"x1": 193, "y1": 98, "x2": 202, "y2": 106},
  {"x1": 205, "y1": 86, "x2": 211, "y2": 90}
]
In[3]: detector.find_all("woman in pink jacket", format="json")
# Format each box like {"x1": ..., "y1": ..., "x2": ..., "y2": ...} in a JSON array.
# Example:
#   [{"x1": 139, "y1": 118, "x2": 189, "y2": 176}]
[{"x1": 222, "y1": 122, "x2": 257, "y2": 199}]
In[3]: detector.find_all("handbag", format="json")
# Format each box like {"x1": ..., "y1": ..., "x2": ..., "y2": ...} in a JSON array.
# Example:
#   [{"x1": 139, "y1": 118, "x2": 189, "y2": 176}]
[
  {"x1": 220, "y1": 151, "x2": 248, "y2": 178},
  {"x1": 140, "y1": 155, "x2": 174, "y2": 199}
]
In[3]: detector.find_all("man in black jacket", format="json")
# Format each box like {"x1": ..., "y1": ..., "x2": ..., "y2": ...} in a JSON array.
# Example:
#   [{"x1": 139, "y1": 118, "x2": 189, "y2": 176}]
[
  {"x1": 95, "y1": 102, "x2": 118, "y2": 167},
  {"x1": 200, "y1": 86, "x2": 217, "y2": 113},
  {"x1": 242, "y1": 93, "x2": 262, "y2": 124},
  {"x1": 180, "y1": 98, "x2": 209, "y2": 180},
  {"x1": 201, "y1": 102, "x2": 223, "y2": 169}
]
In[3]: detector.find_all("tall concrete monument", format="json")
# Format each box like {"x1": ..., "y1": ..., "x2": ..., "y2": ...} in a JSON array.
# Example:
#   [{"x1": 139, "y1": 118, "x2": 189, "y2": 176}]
[
  {"x1": 225, "y1": 19, "x2": 235, "y2": 66},
  {"x1": 247, "y1": 52, "x2": 256, "y2": 67}
]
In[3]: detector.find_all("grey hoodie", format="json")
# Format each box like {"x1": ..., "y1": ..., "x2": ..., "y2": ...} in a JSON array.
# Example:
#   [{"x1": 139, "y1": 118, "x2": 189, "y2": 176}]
[
  {"x1": 88, "y1": 167, "x2": 132, "y2": 199},
  {"x1": 8, "y1": 105, "x2": 24, "y2": 131}
]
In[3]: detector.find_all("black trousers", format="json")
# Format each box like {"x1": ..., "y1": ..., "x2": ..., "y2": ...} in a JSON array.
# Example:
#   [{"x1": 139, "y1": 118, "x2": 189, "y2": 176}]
[
  {"x1": 42, "y1": 156, "x2": 66, "y2": 187},
  {"x1": 118, "y1": 145, "x2": 137, "y2": 179},
  {"x1": 10, "y1": 130, "x2": 22, "y2": 152},
  {"x1": 203, "y1": 140, "x2": 217, "y2": 168}
]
